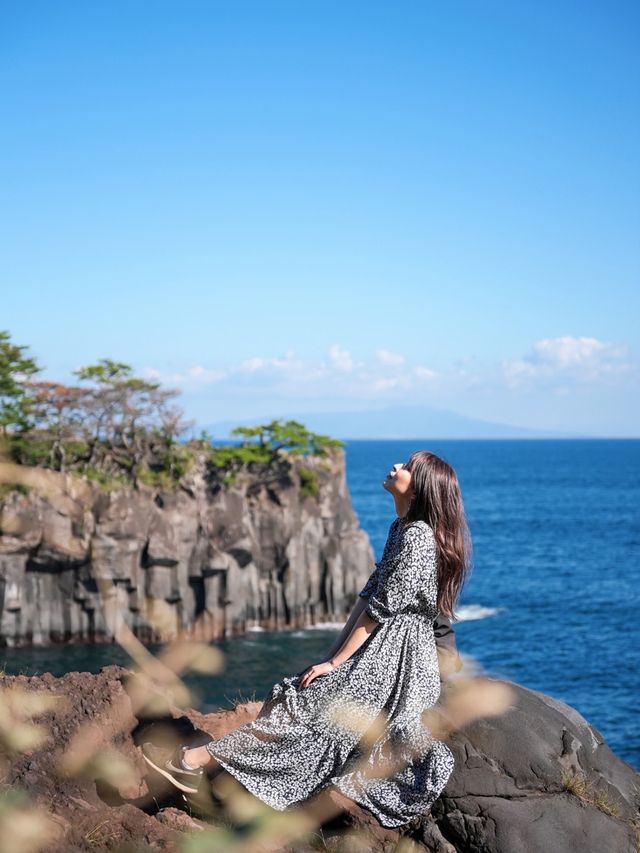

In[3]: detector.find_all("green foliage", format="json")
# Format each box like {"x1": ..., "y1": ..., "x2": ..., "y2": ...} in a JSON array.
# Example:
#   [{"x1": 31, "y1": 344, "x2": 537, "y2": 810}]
[
  {"x1": 209, "y1": 442, "x2": 272, "y2": 469},
  {"x1": 207, "y1": 419, "x2": 344, "y2": 499},
  {"x1": 0, "y1": 330, "x2": 42, "y2": 436},
  {"x1": 4, "y1": 432, "x2": 53, "y2": 466},
  {"x1": 135, "y1": 465, "x2": 174, "y2": 490},
  {"x1": 298, "y1": 465, "x2": 319, "y2": 498},
  {"x1": 137, "y1": 440, "x2": 196, "y2": 489},
  {"x1": 0, "y1": 482, "x2": 30, "y2": 500},
  {"x1": 209, "y1": 419, "x2": 343, "y2": 468},
  {"x1": 72, "y1": 358, "x2": 134, "y2": 385},
  {"x1": 0, "y1": 332, "x2": 344, "y2": 504},
  {"x1": 0, "y1": 337, "x2": 196, "y2": 489},
  {"x1": 81, "y1": 465, "x2": 130, "y2": 491},
  {"x1": 229, "y1": 419, "x2": 344, "y2": 458}
]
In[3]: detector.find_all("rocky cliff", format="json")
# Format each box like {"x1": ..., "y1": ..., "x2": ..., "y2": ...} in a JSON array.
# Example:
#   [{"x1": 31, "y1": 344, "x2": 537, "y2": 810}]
[
  {"x1": 0, "y1": 447, "x2": 374, "y2": 646},
  {"x1": 1, "y1": 666, "x2": 637, "y2": 853}
]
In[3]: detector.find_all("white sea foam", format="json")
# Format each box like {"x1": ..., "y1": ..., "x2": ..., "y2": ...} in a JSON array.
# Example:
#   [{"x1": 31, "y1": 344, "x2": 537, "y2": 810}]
[
  {"x1": 453, "y1": 603, "x2": 502, "y2": 622},
  {"x1": 247, "y1": 609, "x2": 498, "y2": 634}
]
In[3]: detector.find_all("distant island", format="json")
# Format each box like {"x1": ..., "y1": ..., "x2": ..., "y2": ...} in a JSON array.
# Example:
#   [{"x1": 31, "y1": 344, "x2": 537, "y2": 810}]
[{"x1": 202, "y1": 404, "x2": 591, "y2": 441}]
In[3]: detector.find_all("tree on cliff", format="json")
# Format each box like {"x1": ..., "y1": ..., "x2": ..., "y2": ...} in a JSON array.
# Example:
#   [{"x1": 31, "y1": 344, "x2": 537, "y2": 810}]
[
  {"x1": 208, "y1": 419, "x2": 345, "y2": 493},
  {"x1": 0, "y1": 331, "x2": 344, "y2": 496},
  {"x1": 16, "y1": 380, "x2": 88, "y2": 472},
  {"x1": 71, "y1": 359, "x2": 195, "y2": 484},
  {"x1": 0, "y1": 329, "x2": 41, "y2": 439},
  {"x1": 0, "y1": 330, "x2": 196, "y2": 487},
  {"x1": 234, "y1": 419, "x2": 343, "y2": 456}
]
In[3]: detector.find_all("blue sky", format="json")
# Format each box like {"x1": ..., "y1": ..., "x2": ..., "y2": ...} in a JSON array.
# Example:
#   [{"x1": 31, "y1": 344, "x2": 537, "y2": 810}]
[{"x1": 1, "y1": 1, "x2": 638, "y2": 436}]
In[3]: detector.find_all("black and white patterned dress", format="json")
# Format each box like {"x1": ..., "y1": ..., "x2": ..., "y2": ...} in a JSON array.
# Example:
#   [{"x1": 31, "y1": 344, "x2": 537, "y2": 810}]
[{"x1": 205, "y1": 516, "x2": 455, "y2": 828}]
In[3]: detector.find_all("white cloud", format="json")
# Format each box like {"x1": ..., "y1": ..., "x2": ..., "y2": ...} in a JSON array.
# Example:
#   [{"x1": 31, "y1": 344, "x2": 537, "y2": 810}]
[
  {"x1": 239, "y1": 350, "x2": 303, "y2": 374},
  {"x1": 502, "y1": 336, "x2": 635, "y2": 387},
  {"x1": 375, "y1": 349, "x2": 405, "y2": 366},
  {"x1": 142, "y1": 365, "x2": 227, "y2": 386},
  {"x1": 414, "y1": 365, "x2": 438, "y2": 381},
  {"x1": 187, "y1": 365, "x2": 226, "y2": 381},
  {"x1": 370, "y1": 376, "x2": 411, "y2": 393},
  {"x1": 140, "y1": 335, "x2": 637, "y2": 408},
  {"x1": 235, "y1": 351, "x2": 329, "y2": 387},
  {"x1": 328, "y1": 344, "x2": 359, "y2": 372},
  {"x1": 531, "y1": 336, "x2": 619, "y2": 368}
]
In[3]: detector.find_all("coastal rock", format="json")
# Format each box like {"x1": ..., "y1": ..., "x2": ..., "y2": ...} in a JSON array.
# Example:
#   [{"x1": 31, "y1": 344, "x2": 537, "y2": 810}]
[
  {"x1": 0, "y1": 666, "x2": 637, "y2": 853},
  {"x1": 0, "y1": 448, "x2": 374, "y2": 646},
  {"x1": 432, "y1": 679, "x2": 640, "y2": 853},
  {"x1": 0, "y1": 666, "x2": 180, "y2": 852}
]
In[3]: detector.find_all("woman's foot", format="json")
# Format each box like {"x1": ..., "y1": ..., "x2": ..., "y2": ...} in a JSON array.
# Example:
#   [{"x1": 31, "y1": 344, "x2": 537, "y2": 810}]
[
  {"x1": 141, "y1": 742, "x2": 206, "y2": 793},
  {"x1": 181, "y1": 744, "x2": 213, "y2": 769}
]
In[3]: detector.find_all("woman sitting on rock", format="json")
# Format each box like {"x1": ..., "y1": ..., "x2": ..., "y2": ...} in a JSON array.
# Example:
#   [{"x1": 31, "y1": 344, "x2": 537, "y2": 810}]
[{"x1": 143, "y1": 449, "x2": 472, "y2": 829}]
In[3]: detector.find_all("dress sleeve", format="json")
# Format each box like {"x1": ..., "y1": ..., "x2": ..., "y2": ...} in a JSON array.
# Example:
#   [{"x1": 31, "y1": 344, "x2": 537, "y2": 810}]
[
  {"x1": 363, "y1": 524, "x2": 437, "y2": 624},
  {"x1": 358, "y1": 563, "x2": 382, "y2": 599}
]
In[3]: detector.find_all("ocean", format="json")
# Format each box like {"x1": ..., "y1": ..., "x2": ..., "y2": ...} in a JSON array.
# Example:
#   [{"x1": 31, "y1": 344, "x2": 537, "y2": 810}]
[{"x1": 3, "y1": 439, "x2": 638, "y2": 770}]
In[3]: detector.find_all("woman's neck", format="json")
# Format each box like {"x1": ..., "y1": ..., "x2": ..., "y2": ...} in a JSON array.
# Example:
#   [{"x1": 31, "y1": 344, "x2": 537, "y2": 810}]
[{"x1": 394, "y1": 495, "x2": 412, "y2": 518}]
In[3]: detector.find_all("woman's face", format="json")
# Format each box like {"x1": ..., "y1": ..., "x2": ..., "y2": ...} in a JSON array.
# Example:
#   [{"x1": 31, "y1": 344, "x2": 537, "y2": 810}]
[{"x1": 382, "y1": 461, "x2": 413, "y2": 497}]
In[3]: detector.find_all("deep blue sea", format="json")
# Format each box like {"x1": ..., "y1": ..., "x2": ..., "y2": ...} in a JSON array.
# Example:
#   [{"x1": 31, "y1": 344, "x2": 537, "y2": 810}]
[{"x1": 3, "y1": 440, "x2": 638, "y2": 770}]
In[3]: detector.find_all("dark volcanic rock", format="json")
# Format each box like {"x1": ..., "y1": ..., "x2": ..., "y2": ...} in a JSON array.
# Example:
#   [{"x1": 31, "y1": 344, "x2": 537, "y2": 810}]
[
  {"x1": 1, "y1": 666, "x2": 637, "y2": 853},
  {"x1": 433, "y1": 679, "x2": 640, "y2": 853},
  {"x1": 0, "y1": 447, "x2": 374, "y2": 646}
]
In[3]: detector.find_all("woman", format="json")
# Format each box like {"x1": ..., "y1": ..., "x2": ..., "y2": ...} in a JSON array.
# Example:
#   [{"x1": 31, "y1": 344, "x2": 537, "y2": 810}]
[{"x1": 142, "y1": 449, "x2": 472, "y2": 828}]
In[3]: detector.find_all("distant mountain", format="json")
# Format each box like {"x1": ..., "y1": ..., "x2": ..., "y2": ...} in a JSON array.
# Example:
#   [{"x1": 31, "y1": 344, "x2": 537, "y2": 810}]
[{"x1": 197, "y1": 404, "x2": 588, "y2": 440}]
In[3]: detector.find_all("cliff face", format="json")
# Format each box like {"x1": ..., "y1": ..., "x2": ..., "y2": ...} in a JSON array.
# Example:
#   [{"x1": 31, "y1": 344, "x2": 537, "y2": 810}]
[{"x1": 0, "y1": 448, "x2": 375, "y2": 646}]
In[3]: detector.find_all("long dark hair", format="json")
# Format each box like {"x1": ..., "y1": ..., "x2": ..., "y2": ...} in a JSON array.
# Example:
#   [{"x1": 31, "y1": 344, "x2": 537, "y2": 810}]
[{"x1": 403, "y1": 450, "x2": 472, "y2": 620}]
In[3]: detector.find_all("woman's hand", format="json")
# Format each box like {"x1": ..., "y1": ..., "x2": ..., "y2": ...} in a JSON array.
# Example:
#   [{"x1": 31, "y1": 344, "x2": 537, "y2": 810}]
[{"x1": 297, "y1": 660, "x2": 335, "y2": 689}]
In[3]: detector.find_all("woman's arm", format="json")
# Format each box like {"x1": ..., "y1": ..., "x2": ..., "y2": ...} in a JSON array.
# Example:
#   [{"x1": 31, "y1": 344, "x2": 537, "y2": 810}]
[
  {"x1": 321, "y1": 596, "x2": 368, "y2": 662},
  {"x1": 328, "y1": 607, "x2": 379, "y2": 668},
  {"x1": 298, "y1": 602, "x2": 379, "y2": 689}
]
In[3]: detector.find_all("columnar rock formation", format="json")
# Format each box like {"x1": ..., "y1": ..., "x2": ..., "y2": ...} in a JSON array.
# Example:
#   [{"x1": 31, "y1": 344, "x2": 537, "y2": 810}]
[{"x1": 0, "y1": 448, "x2": 375, "y2": 646}]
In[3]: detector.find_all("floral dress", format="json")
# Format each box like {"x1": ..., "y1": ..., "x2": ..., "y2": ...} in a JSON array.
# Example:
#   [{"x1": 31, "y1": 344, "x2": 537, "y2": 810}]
[{"x1": 205, "y1": 516, "x2": 455, "y2": 828}]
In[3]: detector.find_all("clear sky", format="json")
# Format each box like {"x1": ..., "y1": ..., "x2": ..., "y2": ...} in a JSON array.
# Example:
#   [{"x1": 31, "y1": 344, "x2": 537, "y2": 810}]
[{"x1": 1, "y1": 1, "x2": 638, "y2": 436}]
